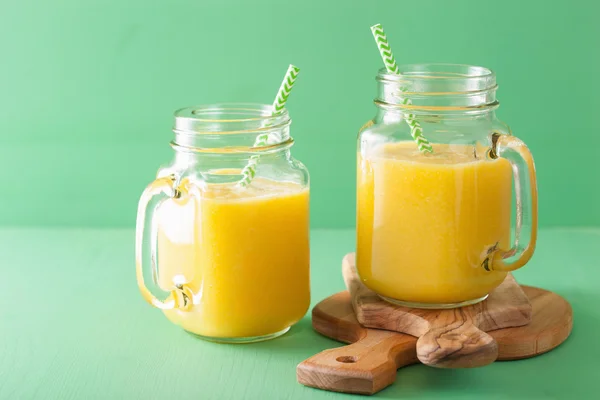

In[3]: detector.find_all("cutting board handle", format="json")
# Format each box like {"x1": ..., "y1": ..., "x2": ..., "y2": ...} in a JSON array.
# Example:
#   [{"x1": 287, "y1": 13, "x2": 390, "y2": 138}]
[
  {"x1": 297, "y1": 329, "x2": 416, "y2": 395},
  {"x1": 417, "y1": 321, "x2": 498, "y2": 368}
]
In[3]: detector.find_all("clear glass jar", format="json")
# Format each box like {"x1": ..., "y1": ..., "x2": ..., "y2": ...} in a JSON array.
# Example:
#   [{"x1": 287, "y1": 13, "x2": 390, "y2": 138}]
[
  {"x1": 136, "y1": 104, "x2": 310, "y2": 342},
  {"x1": 357, "y1": 64, "x2": 538, "y2": 309}
]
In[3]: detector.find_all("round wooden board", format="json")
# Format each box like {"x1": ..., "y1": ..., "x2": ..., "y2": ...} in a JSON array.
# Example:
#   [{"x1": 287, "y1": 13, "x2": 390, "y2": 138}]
[{"x1": 297, "y1": 286, "x2": 572, "y2": 395}]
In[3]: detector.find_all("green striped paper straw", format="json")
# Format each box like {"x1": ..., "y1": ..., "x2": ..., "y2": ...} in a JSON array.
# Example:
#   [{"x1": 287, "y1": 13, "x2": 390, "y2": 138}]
[
  {"x1": 371, "y1": 24, "x2": 433, "y2": 154},
  {"x1": 238, "y1": 64, "x2": 300, "y2": 187}
]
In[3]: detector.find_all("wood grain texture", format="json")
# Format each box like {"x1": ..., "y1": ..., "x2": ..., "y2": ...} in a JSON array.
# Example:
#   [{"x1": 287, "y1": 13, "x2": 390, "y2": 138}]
[
  {"x1": 298, "y1": 286, "x2": 572, "y2": 395},
  {"x1": 343, "y1": 253, "x2": 532, "y2": 368},
  {"x1": 296, "y1": 292, "x2": 417, "y2": 395}
]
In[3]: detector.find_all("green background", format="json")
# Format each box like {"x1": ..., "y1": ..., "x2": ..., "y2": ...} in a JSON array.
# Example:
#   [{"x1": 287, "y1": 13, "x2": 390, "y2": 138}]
[
  {"x1": 1, "y1": 0, "x2": 598, "y2": 228},
  {"x1": 1, "y1": 228, "x2": 598, "y2": 399}
]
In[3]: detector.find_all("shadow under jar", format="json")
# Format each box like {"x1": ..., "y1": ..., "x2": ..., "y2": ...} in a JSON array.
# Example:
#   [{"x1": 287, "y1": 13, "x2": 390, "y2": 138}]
[
  {"x1": 136, "y1": 104, "x2": 310, "y2": 342},
  {"x1": 356, "y1": 64, "x2": 538, "y2": 309}
]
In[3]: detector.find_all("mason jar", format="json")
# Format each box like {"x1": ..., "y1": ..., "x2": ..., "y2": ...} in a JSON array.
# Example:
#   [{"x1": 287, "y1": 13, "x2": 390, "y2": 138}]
[
  {"x1": 357, "y1": 64, "x2": 538, "y2": 309},
  {"x1": 136, "y1": 104, "x2": 310, "y2": 342}
]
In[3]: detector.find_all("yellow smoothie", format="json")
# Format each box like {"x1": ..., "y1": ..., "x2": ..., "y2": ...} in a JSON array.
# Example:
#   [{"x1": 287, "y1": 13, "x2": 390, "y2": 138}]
[
  {"x1": 357, "y1": 142, "x2": 512, "y2": 305},
  {"x1": 156, "y1": 178, "x2": 310, "y2": 338}
]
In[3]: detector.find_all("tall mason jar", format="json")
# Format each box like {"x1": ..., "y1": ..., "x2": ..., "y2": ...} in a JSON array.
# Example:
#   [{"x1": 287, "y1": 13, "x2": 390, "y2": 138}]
[
  {"x1": 136, "y1": 104, "x2": 310, "y2": 342},
  {"x1": 357, "y1": 64, "x2": 538, "y2": 309}
]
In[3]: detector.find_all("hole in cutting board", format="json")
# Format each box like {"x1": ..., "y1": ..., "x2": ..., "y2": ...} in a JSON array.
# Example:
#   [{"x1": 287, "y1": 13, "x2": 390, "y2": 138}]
[{"x1": 336, "y1": 356, "x2": 357, "y2": 363}]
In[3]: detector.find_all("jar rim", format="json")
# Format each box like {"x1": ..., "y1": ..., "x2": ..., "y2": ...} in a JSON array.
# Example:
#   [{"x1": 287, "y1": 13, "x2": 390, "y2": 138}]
[
  {"x1": 375, "y1": 63, "x2": 498, "y2": 110},
  {"x1": 173, "y1": 103, "x2": 290, "y2": 135},
  {"x1": 377, "y1": 63, "x2": 495, "y2": 82}
]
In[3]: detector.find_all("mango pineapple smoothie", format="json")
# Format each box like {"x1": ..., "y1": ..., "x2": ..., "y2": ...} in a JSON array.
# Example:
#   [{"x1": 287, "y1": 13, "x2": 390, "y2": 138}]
[
  {"x1": 156, "y1": 178, "x2": 310, "y2": 338},
  {"x1": 357, "y1": 142, "x2": 512, "y2": 305}
]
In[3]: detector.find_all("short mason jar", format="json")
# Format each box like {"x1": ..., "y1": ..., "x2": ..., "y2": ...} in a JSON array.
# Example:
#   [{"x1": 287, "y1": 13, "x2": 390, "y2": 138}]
[
  {"x1": 136, "y1": 104, "x2": 310, "y2": 342},
  {"x1": 357, "y1": 64, "x2": 538, "y2": 309}
]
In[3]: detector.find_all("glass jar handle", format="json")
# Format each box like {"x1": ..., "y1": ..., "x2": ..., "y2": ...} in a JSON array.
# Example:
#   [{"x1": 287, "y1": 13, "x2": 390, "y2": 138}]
[
  {"x1": 135, "y1": 175, "x2": 195, "y2": 311},
  {"x1": 483, "y1": 133, "x2": 538, "y2": 272}
]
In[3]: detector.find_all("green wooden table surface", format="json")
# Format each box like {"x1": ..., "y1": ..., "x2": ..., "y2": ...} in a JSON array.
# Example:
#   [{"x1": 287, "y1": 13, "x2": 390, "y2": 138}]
[{"x1": 1, "y1": 228, "x2": 598, "y2": 399}]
